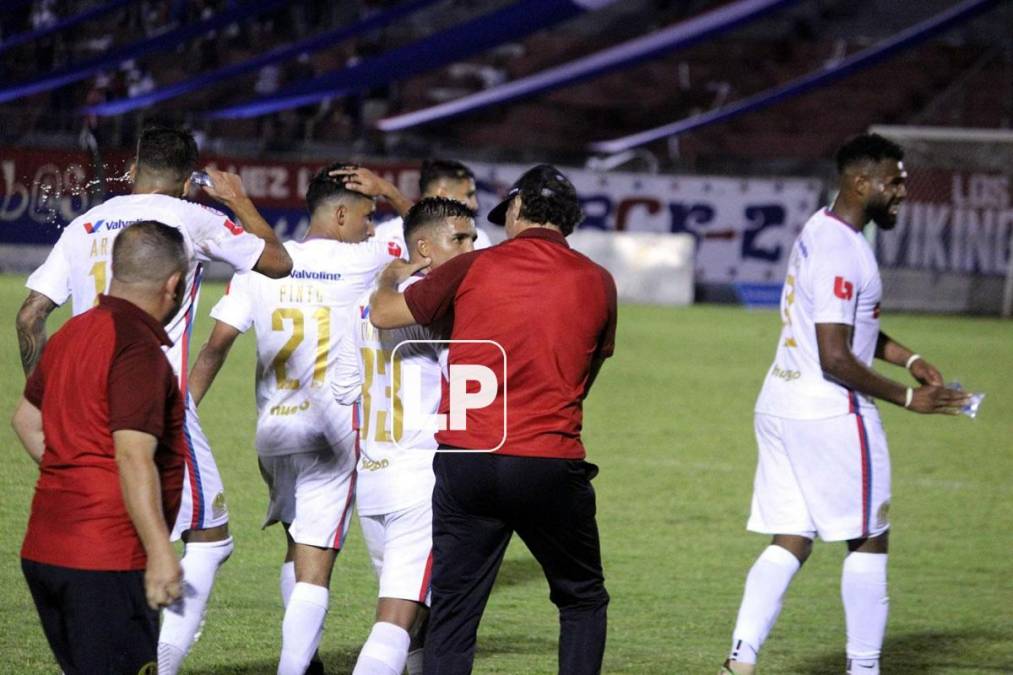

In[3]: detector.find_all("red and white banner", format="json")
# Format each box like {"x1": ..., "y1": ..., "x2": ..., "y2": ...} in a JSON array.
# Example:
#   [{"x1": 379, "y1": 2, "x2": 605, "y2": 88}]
[
  {"x1": 1, "y1": 148, "x2": 822, "y2": 285},
  {"x1": 877, "y1": 169, "x2": 1012, "y2": 276}
]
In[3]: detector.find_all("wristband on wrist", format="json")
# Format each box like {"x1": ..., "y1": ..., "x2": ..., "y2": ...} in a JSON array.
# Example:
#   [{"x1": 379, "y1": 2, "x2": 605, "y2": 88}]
[
  {"x1": 904, "y1": 387, "x2": 914, "y2": 409},
  {"x1": 904, "y1": 353, "x2": 922, "y2": 370}
]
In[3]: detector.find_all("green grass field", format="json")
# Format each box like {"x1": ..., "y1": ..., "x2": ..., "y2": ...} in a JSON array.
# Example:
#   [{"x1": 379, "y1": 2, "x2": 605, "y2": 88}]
[{"x1": 0, "y1": 275, "x2": 1009, "y2": 674}]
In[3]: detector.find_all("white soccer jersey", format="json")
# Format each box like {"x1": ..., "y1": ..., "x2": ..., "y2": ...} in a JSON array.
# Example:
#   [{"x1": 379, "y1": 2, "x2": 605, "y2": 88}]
[
  {"x1": 211, "y1": 238, "x2": 397, "y2": 456},
  {"x1": 345, "y1": 275, "x2": 445, "y2": 516},
  {"x1": 25, "y1": 193, "x2": 265, "y2": 388},
  {"x1": 755, "y1": 208, "x2": 883, "y2": 419},
  {"x1": 374, "y1": 216, "x2": 492, "y2": 260}
]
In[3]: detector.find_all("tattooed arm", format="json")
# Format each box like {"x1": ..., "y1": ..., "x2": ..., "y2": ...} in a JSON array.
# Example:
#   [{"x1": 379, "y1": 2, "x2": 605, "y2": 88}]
[{"x1": 16, "y1": 291, "x2": 57, "y2": 377}]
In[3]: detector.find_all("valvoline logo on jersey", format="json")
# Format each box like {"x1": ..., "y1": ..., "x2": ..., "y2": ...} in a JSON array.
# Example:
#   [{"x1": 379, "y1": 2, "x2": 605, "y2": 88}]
[
  {"x1": 291, "y1": 269, "x2": 342, "y2": 281},
  {"x1": 83, "y1": 219, "x2": 138, "y2": 234}
]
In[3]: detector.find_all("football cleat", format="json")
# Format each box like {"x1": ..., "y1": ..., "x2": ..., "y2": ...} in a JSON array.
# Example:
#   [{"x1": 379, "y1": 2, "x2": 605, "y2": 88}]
[{"x1": 720, "y1": 658, "x2": 756, "y2": 675}]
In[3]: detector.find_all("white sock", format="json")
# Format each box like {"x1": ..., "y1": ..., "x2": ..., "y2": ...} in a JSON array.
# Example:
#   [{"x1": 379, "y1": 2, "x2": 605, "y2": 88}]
[
  {"x1": 280, "y1": 561, "x2": 296, "y2": 607},
  {"x1": 156, "y1": 643, "x2": 186, "y2": 675},
  {"x1": 406, "y1": 647, "x2": 424, "y2": 675},
  {"x1": 158, "y1": 536, "x2": 234, "y2": 675},
  {"x1": 352, "y1": 622, "x2": 411, "y2": 675},
  {"x1": 730, "y1": 545, "x2": 802, "y2": 664},
  {"x1": 278, "y1": 582, "x2": 330, "y2": 675},
  {"x1": 842, "y1": 552, "x2": 888, "y2": 674}
]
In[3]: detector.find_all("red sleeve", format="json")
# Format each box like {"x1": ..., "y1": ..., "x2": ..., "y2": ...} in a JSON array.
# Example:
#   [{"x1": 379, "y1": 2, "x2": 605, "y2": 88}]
[
  {"x1": 108, "y1": 341, "x2": 174, "y2": 436},
  {"x1": 597, "y1": 266, "x2": 618, "y2": 358},
  {"x1": 24, "y1": 361, "x2": 45, "y2": 408},
  {"x1": 403, "y1": 250, "x2": 482, "y2": 326}
]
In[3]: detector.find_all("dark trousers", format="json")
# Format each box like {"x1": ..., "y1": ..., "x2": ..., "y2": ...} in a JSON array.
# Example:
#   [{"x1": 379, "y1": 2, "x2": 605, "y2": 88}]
[
  {"x1": 22, "y1": 558, "x2": 159, "y2": 675},
  {"x1": 424, "y1": 451, "x2": 609, "y2": 675}
]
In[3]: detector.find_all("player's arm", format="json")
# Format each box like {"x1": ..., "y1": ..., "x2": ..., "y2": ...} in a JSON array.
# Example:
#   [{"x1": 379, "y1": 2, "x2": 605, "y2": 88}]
[
  {"x1": 12, "y1": 397, "x2": 44, "y2": 464},
  {"x1": 335, "y1": 166, "x2": 413, "y2": 217},
  {"x1": 369, "y1": 258, "x2": 432, "y2": 329},
  {"x1": 202, "y1": 168, "x2": 292, "y2": 278},
  {"x1": 114, "y1": 429, "x2": 183, "y2": 610},
  {"x1": 16, "y1": 291, "x2": 57, "y2": 376},
  {"x1": 875, "y1": 331, "x2": 943, "y2": 385},
  {"x1": 584, "y1": 268, "x2": 618, "y2": 398},
  {"x1": 817, "y1": 323, "x2": 967, "y2": 414},
  {"x1": 189, "y1": 321, "x2": 242, "y2": 407}
]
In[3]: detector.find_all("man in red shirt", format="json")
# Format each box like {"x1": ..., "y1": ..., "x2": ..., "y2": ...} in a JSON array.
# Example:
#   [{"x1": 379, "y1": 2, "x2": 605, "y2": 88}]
[
  {"x1": 12, "y1": 221, "x2": 189, "y2": 674},
  {"x1": 370, "y1": 165, "x2": 617, "y2": 674}
]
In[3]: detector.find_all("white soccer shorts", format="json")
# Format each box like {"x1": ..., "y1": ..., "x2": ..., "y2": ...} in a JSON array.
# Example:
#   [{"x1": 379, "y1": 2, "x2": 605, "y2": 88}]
[
  {"x1": 171, "y1": 399, "x2": 229, "y2": 541},
  {"x1": 359, "y1": 499, "x2": 434, "y2": 605},
  {"x1": 748, "y1": 411, "x2": 891, "y2": 542},
  {"x1": 259, "y1": 448, "x2": 357, "y2": 550}
]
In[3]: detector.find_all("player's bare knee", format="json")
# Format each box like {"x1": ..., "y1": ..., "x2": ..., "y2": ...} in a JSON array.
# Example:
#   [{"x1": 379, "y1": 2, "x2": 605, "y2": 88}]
[
  {"x1": 375, "y1": 597, "x2": 424, "y2": 631},
  {"x1": 182, "y1": 523, "x2": 230, "y2": 543},
  {"x1": 847, "y1": 530, "x2": 889, "y2": 554},
  {"x1": 293, "y1": 544, "x2": 337, "y2": 586},
  {"x1": 772, "y1": 534, "x2": 813, "y2": 564}
]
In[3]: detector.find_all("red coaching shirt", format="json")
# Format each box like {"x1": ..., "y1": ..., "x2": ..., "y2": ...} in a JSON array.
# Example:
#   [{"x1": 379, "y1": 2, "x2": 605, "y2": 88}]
[
  {"x1": 404, "y1": 228, "x2": 617, "y2": 459},
  {"x1": 21, "y1": 295, "x2": 186, "y2": 571}
]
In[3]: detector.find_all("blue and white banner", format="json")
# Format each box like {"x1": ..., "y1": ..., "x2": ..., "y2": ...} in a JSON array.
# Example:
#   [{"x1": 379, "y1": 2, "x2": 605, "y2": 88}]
[{"x1": 469, "y1": 162, "x2": 822, "y2": 285}]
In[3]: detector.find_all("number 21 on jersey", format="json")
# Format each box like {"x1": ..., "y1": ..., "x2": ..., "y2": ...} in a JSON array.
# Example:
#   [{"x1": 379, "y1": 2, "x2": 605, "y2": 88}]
[{"x1": 271, "y1": 307, "x2": 330, "y2": 389}]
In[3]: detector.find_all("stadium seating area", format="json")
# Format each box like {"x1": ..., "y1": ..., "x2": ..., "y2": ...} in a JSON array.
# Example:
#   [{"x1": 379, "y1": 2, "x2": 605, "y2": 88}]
[{"x1": 0, "y1": 0, "x2": 1008, "y2": 169}]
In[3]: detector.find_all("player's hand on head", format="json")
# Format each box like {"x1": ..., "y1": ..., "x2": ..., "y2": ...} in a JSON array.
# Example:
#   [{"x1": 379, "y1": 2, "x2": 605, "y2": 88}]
[
  {"x1": 330, "y1": 166, "x2": 387, "y2": 198},
  {"x1": 909, "y1": 357, "x2": 944, "y2": 386},
  {"x1": 908, "y1": 384, "x2": 971, "y2": 415},
  {"x1": 201, "y1": 167, "x2": 248, "y2": 204},
  {"x1": 144, "y1": 548, "x2": 183, "y2": 610}
]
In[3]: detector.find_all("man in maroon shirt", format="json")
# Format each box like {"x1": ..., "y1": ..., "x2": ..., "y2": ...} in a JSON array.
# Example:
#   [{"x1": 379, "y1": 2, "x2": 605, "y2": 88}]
[
  {"x1": 12, "y1": 221, "x2": 189, "y2": 674},
  {"x1": 370, "y1": 165, "x2": 617, "y2": 674}
]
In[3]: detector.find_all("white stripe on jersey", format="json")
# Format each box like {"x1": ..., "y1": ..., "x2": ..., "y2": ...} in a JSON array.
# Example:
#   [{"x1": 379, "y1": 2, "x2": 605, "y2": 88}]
[
  {"x1": 25, "y1": 193, "x2": 265, "y2": 379},
  {"x1": 755, "y1": 208, "x2": 883, "y2": 420}
]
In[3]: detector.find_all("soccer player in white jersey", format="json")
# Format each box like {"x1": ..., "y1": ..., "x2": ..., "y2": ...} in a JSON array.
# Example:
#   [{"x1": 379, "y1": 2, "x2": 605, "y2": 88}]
[
  {"x1": 720, "y1": 134, "x2": 971, "y2": 675},
  {"x1": 187, "y1": 165, "x2": 401, "y2": 675},
  {"x1": 370, "y1": 159, "x2": 492, "y2": 253},
  {"x1": 336, "y1": 197, "x2": 477, "y2": 675},
  {"x1": 15, "y1": 125, "x2": 293, "y2": 675}
]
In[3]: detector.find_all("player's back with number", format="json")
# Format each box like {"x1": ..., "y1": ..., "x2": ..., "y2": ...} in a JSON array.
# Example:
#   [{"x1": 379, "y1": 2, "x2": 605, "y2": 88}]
[
  {"x1": 212, "y1": 237, "x2": 392, "y2": 453},
  {"x1": 28, "y1": 193, "x2": 264, "y2": 379}
]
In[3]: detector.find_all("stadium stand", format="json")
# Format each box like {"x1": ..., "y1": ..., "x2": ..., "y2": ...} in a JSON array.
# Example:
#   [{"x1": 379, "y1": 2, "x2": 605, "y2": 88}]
[{"x1": 1, "y1": 0, "x2": 1007, "y2": 170}]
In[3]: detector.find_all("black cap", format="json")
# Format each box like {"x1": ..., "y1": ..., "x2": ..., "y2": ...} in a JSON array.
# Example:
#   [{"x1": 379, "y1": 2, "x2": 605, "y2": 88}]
[{"x1": 487, "y1": 164, "x2": 581, "y2": 228}]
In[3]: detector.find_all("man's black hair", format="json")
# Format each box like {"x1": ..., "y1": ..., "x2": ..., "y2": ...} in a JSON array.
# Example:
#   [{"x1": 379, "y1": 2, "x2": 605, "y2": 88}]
[
  {"x1": 135, "y1": 126, "x2": 199, "y2": 183},
  {"x1": 835, "y1": 133, "x2": 904, "y2": 174},
  {"x1": 518, "y1": 175, "x2": 583, "y2": 236},
  {"x1": 305, "y1": 163, "x2": 371, "y2": 216},
  {"x1": 419, "y1": 159, "x2": 474, "y2": 194},
  {"x1": 403, "y1": 197, "x2": 475, "y2": 242}
]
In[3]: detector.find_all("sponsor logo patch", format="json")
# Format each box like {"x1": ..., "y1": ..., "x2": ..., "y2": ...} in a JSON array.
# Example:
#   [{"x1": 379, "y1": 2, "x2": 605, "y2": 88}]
[
  {"x1": 833, "y1": 276, "x2": 854, "y2": 300},
  {"x1": 83, "y1": 219, "x2": 137, "y2": 234},
  {"x1": 212, "y1": 491, "x2": 227, "y2": 518}
]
